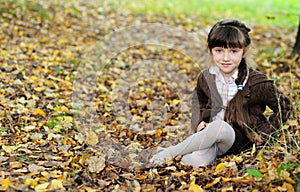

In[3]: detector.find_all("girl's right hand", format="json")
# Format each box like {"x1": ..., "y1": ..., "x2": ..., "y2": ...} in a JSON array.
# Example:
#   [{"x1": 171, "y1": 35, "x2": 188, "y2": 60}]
[{"x1": 197, "y1": 121, "x2": 208, "y2": 132}]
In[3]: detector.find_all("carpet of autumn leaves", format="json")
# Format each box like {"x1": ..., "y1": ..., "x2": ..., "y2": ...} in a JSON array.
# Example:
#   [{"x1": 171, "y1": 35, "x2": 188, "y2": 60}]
[{"x1": 0, "y1": 1, "x2": 300, "y2": 191}]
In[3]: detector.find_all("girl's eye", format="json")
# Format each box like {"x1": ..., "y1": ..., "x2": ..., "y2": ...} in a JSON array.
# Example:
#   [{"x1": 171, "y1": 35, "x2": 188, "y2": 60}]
[
  {"x1": 215, "y1": 49, "x2": 223, "y2": 53},
  {"x1": 231, "y1": 49, "x2": 239, "y2": 54}
]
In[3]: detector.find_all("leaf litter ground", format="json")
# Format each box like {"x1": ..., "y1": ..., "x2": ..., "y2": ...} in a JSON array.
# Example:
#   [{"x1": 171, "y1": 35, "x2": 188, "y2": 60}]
[{"x1": 0, "y1": 1, "x2": 299, "y2": 191}]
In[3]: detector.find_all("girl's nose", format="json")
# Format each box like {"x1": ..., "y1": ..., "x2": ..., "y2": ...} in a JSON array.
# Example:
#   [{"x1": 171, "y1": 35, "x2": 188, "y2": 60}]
[{"x1": 223, "y1": 51, "x2": 229, "y2": 60}]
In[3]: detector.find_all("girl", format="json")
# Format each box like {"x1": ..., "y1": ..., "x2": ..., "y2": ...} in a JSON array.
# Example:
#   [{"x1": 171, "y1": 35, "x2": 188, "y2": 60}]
[{"x1": 150, "y1": 19, "x2": 292, "y2": 168}]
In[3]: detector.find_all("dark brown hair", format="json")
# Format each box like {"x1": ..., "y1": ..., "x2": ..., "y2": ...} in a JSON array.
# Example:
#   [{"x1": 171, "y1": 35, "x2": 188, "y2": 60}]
[{"x1": 207, "y1": 19, "x2": 251, "y2": 51}]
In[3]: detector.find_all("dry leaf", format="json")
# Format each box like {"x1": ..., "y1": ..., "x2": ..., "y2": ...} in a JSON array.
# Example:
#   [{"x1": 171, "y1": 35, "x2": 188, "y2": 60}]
[
  {"x1": 35, "y1": 183, "x2": 49, "y2": 192},
  {"x1": 204, "y1": 177, "x2": 221, "y2": 189},
  {"x1": 2, "y1": 145, "x2": 19, "y2": 154},
  {"x1": 0, "y1": 1, "x2": 298, "y2": 191},
  {"x1": 86, "y1": 130, "x2": 99, "y2": 146},
  {"x1": 214, "y1": 163, "x2": 226, "y2": 175},
  {"x1": 34, "y1": 108, "x2": 46, "y2": 116},
  {"x1": 9, "y1": 162, "x2": 23, "y2": 169},
  {"x1": 189, "y1": 177, "x2": 204, "y2": 192},
  {"x1": 1, "y1": 179, "x2": 10, "y2": 190},
  {"x1": 86, "y1": 156, "x2": 106, "y2": 173},
  {"x1": 28, "y1": 164, "x2": 46, "y2": 172},
  {"x1": 48, "y1": 179, "x2": 65, "y2": 191}
]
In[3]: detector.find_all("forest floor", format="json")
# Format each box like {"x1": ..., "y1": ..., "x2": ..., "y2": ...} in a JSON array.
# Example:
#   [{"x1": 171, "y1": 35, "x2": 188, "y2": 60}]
[{"x1": 0, "y1": 1, "x2": 299, "y2": 191}]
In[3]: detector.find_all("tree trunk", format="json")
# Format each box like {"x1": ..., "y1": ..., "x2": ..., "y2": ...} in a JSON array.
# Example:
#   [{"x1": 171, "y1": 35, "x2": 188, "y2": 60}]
[{"x1": 292, "y1": 16, "x2": 300, "y2": 54}]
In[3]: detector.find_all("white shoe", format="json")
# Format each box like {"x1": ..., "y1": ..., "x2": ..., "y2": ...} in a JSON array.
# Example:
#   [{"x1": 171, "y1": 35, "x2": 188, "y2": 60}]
[{"x1": 149, "y1": 147, "x2": 173, "y2": 166}]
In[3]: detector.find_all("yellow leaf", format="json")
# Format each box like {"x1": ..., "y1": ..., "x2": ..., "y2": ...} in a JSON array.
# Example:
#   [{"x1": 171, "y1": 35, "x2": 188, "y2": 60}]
[
  {"x1": 117, "y1": 116, "x2": 127, "y2": 123},
  {"x1": 34, "y1": 108, "x2": 45, "y2": 116},
  {"x1": 154, "y1": 128, "x2": 163, "y2": 138},
  {"x1": 287, "y1": 119, "x2": 298, "y2": 126},
  {"x1": 214, "y1": 163, "x2": 226, "y2": 174},
  {"x1": 222, "y1": 177, "x2": 232, "y2": 182},
  {"x1": 170, "y1": 99, "x2": 181, "y2": 106},
  {"x1": 34, "y1": 87, "x2": 46, "y2": 92},
  {"x1": 282, "y1": 182, "x2": 295, "y2": 192},
  {"x1": 35, "y1": 182, "x2": 49, "y2": 192},
  {"x1": 204, "y1": 177, "x2": 221, "y2": 189},
  {"x1": 86, "y1": 130, "x2": 98, "y2": 146},
  {"x1": 53, "y1": 50, "x2": 60, "y2": 56},
  {"x1": 285, "y1": 176, "x2": 295, "y2": 184},
  {"x1": 24, "y1": 178, "x2": 39, "y2": 188},
  {"x1": 54, "y1": 106, "x2": 69, "y2": 113},
  {"x1": 232, "y1": 156, "x2": 243, "y2": 163},
  {"x1": 48, "y1": 179, "x2": 65, "y2": 191},
  {"x1": 2, "y1": 145, "x2": 19, "y2": 154},
  {"x1": 221, "y1": 186, "x2": 233, "y2": 192},
  {"x1": 189, "y1": 177, "x2": 204, "y2": 192},
  {"x1": 41, "y1": 171, "x2": 49, "y2": 177},
  {"x1": 9, "y1": 162, "x2": 23, "y2": 169},
  {"x1": 64, "y1": 116, "x2": 73, "y2": 122},
  {"x1": 1, "y1": 179, "x2": 10, "y2": 190}
]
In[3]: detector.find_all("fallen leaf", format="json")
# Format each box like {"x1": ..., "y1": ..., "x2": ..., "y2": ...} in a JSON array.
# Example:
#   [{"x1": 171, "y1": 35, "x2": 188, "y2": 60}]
[
  {"x1": 48, "y1": 179, "x2": 65, "y2": 191},
  {"x1": 86, "y1": 130, "x2": 99, "y2": 146},
  {"x1": 281, "y1": 182, "x2": 295, "y2": 192},
  {"x1": 9, "y1": 162, "x2": 23, "y2": 169},
  {"x1": 2, "y1": 145, "x2": 19, "y2": 154},
  {"x1": 221, "y1": 186, "x2": 234, "y2": 192},
  {"x1": 1, "y1": 179, "x2": 10, "y2": 190},
  {"x1": 214, "y1": 162, "x2": 226, "y2": 175},
  {"x1": 34, "y1": 108, "x2": 46, "y2": 116},
  {"x1": 86, "y1": 156, "x2": 106, "y2": 173},
  {"x1": 35, "y1": 182, "x2": 49, "y2": 192},
  {"x1": 28, "y1": 164, "x2": 46, "y2": 172},
  {"x1": 0, "y1": 156, "x2": 9, "y2": 162},
  {"x1": 204, "y1": 177, "x2": 221, "y2": 189},
  {"x1": 23, "y1": 125, "x2": 36, "y2": 132},
  {"x1": 189, "y1": 177, "x2": 204, "y2": 192},
  {"x1": 154, "y1": 128, "x2": 163, "y2": 138}
]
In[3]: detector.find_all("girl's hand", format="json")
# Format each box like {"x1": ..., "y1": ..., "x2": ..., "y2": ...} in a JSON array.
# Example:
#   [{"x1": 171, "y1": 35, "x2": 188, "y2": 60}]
[
  {"x1": 251, "y1": 132, "x2": 263, "y2": 146},
  {"x1": 197, "y1": 121, "x2": 208, "y2": 132}
]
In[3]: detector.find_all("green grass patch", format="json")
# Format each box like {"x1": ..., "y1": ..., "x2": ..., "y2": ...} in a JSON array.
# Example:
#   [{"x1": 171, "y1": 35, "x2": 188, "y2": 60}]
[
  {"x1": 108, "y1": 0, "x2": 299, "y2": 28},
  {"x1": 0, "y1": 0, "x2": 50, "y2": 19}
]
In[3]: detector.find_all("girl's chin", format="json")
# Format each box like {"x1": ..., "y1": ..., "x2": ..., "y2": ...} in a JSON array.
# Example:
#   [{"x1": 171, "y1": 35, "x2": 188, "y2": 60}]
[
  {"x1": 220, "y1": 68, "x2": 235, "y2": 73},
  {"x1": 220, "y1": 69, "x2": 236, "y2": 76}
]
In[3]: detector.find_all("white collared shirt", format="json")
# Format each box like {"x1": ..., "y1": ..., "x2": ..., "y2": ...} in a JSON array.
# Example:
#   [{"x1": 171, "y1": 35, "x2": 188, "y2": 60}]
[{"x1": 209, "y1": 66, "x2": 238, "y2": 120}]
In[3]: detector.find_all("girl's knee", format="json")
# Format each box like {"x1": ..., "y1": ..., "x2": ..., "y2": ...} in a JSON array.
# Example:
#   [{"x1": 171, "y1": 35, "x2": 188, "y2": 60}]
[
  {"x1": 210, "y1": 119, "x2": 227, "y2": 126},
  {"x1": 207, "y1": 120, "x2": 235, "y2": 138},
  {"x1": 208, "y1": 120, "x2": 229, "y2": 131}
]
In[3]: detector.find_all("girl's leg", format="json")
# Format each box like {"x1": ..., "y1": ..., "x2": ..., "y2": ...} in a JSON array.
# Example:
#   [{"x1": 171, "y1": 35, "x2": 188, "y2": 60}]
[
  {"x1": 181, "y1": 146, "x2": 217, "y2": 168},
  {"x1": 150, "y1": 120, "x2": 235, "y2": 165}
]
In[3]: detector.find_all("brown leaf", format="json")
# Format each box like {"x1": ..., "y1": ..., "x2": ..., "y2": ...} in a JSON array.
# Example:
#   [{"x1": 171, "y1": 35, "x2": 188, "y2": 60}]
[
  {"x1": 86, "y1": 130, "x2": 98, "y2": 146},
  {"x1": 86, "y1": 156, "x2": 106, "y2": 173},
  {"x1": 28, "y1": 164, "x2": 46, "y2": 172}
]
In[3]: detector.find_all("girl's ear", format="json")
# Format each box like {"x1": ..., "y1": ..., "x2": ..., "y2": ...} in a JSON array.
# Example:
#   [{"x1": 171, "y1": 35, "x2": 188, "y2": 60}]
[{"x1": 243, "y1": 46, "x2": 250, "y2": 57}]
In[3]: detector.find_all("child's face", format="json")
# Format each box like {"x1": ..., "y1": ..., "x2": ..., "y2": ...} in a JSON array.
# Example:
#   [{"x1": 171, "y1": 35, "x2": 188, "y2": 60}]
[{"x1": 211, "y1": 47, "x2": 244, "y2": 77}]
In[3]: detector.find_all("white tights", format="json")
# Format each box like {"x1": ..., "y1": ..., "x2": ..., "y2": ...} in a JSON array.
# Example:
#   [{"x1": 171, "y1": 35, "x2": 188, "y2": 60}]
[{"x1": 150, "y1": 120, "x2": 235, "y2": 167}]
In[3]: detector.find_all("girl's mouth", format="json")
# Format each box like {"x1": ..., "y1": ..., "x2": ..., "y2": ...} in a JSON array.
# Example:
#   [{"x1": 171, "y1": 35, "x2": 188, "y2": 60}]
[{"x1": 221, "y1": 63, "x2": 231, "y2": 67}]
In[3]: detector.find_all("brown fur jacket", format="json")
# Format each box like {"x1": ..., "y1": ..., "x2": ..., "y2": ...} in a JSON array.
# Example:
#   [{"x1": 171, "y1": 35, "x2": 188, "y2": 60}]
[{"x1": 191, "y1": 68, "x2": 292, "y2": 152}]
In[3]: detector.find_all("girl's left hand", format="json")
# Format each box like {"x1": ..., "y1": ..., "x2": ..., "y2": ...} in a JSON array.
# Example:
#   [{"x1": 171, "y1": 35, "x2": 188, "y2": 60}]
[
  {"x1": 251, "y1": 132, "x2": 263, "y2": 146},
  {"x1": 197, "y1": 121, "x2": 208, "y2": 132}
]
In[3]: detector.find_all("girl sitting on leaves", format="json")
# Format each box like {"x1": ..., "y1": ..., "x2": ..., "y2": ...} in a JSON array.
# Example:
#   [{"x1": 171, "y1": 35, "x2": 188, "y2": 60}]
[{"x1": 150, "y1": 19, "x2": 292, "y2": 168}]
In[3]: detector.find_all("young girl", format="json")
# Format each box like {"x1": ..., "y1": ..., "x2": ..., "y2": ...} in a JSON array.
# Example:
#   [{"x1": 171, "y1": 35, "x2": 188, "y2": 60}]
[{"x1": 150, "y1": 19, "x2": 292, "y2": 168}]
